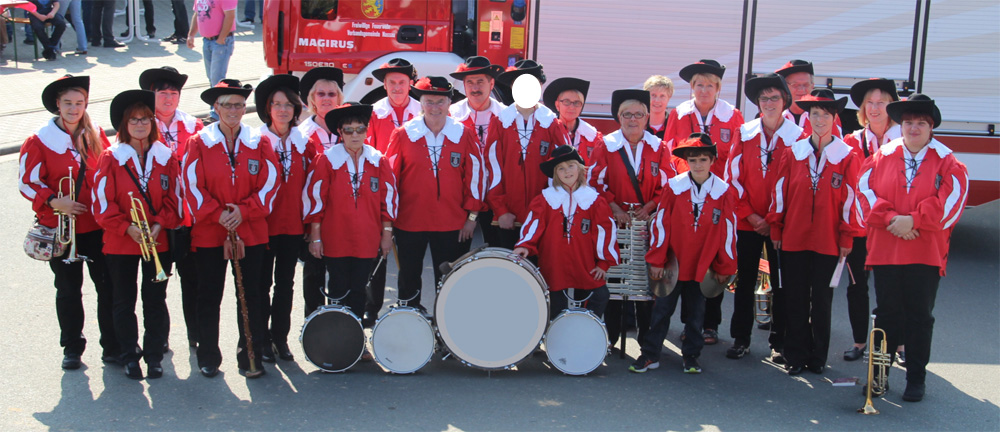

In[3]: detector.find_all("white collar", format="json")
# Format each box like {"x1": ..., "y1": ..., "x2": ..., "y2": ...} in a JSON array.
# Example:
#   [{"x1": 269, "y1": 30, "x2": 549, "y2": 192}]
[
  {"x1": 668, "y1": 172, "x2": 729, "y2": 200},
  {"x1": 163, "y1": 110, "x2": 198, "y2": 133},
  {"x1": 403, "y1": 116, "x2": 465, "y2": 143},
  {"x1": 860, "y1": 124, "x2": 902, "y2": 144},
  {"x1": 499, "y1": 103, "x2": 558, "y2": 129},
  {"x1": 450, "y1": 97, "x2": 506, "y2": 121},
  {"x1": 675, "y1": 98, "x2": 736, "y2": 123},
  {"x1": 259, "y1": 124, "x2": 309, "y2": 154},
  {"x1": 541, "y1": 185, "x2": 599, "y2": 211},
  {"x1": 880, "y1": 137, "x2": 952, "y2": 158},
  {"x1": 110, "y1": 141, "x2": 172, "y2": 166},
  {"x1": 373, "y1": 96, "x2": 421, "y2": 120},
  {"x1": 791, "y1": 137, "x2": 851, "y2": 164},
  {"x1": 603, "y1": 130, "x2": 661, "y2": 153},
  {"x1": 740, "y1": 118, "x2": 803, "y2": 145},
  {"x1": 574, "y1": 119, "x2": 598, "y2": 141},
  {"x1": 325, "y1": 144, "x2": 382, "y2": 170},
  {"x1": 198, "y1": 122, "x2": 261, "y2": 149},
  {"x1": 36, "y1": 118, "x2": 102, "y2": 154}
]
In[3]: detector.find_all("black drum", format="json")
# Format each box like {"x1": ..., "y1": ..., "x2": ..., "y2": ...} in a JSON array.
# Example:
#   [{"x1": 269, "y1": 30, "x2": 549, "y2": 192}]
[{"x1": 300, "y1": 305, "x2": 365, "y2": 373}]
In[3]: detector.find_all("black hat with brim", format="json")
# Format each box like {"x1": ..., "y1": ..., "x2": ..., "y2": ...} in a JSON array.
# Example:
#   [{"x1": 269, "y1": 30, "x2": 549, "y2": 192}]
[
  {"x1": 324, "y1": 102, "x2": 374, "y2": 131},
  {"x1": 371, "y1": 58, "x2": 416, "y2": 83},
  {"x1": 411, "y1": 76, "x2": 454, "y2": 98},
  {"x1": 300, "y1": 67, "x2": 345, "y2": 98},
  {"x1": 496, "y1": 59, "x2": 546, "y2": 86},
  {"x1": 255, "y1": 74, "x2": 301, "y2": 122},
  {"x1": 543, "y1": 77, "x2": 590, "y2": 113},
  {"x1": 775, "y1": 59, "x2": 814, "y2": 77},
  {"x1": 886, "y1": 93, "x2": 941, "y2": 128},
  {"x1": 745, "y1": 73, "x2": 792, "y2": 110},
  {"x1": 850, "y1": 78, "x2": 899, "y2": 107},
  {"x1": 611, "y1": 89, "x2": 650, "y2": 122},
  {"x1": 794, "y1": 88, "x2": 848, "y2": 114},
  {"x1": 200, "y1": 79, "x2": 253, "y2": 105},
  {"x1": 42, "y1": 75, "x2": 90, "y2": 114},
  {"x1": 672, "y1": 132, "x2": 717, "y2": 158},
  {"x1": 679, "y1": 59, "x2": 726, "y2": 83},
  {"x1": 450, "y1": 56, "x2": 504, "y2": 80},
  {"x1": 540, "y1": 145, "x2": 585, "y2": 178},
  {"x1": 139, "y1": 66, "x2": 188, "y2": 90},
  {"x1": 110, "y1": 90, "x2": 156, "y2": 131}
]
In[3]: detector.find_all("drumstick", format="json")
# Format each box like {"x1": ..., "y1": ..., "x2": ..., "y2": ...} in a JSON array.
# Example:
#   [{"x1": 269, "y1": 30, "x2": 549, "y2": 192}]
[{"x1": 829, "y1": 256, "x2": 847, "y2": 288}]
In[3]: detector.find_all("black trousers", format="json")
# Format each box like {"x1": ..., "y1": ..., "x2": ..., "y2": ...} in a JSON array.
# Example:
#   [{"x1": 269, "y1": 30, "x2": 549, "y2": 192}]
[
  {"x1": 704, "y1": 291, "x2": 723, "y2": 330},
  {"x1": 782, "y1": 250, "x2": 838, "y2": 368},
  {"x1": 641, "y1": 280, "x2": 706, "y2": 360},
  {"x1": 549, "y1": 286, "x2": 610, "y2": 319},
  {"x1": 301, "y1": 247, "x2": 326, "y2": 318},
  {"x1": 29, "y1": 12, "x2": 66, "y2": 50},
  {"x1": 478, "y1": 210, "x2": 499, "y2": 247},
  {"x1": 324, "y1": 256, "x2": 375, "y2": 317},
  {"x1": 123, "y1": 0, "x2": 155, "y2": 35},
  {"x1": 873, "y1": 264, "x2": 940, "y2": 385},
  {"x1": 394, "y1": 228, "x2": 471, "y2": 307},
  {"x1": 845, "y1": 236, "x2": 872, "y2": 344},
  {"x1": 173, "y1": 252, "x2": 199, "y2": 344},
  {"x1": 730, "y1": 230, "x2": 781, "y2": 345},
  {"x1": 363, "y1": 250, "x2": 388, "y2": 324},
  {"x1": 262, "y1": 234, "x2": 300, "y2": 347},
  {"x1": 605, "y1": 300, "x2": 652, "y2": 346},
  {"x1": 106, "y1": 253, "x2": 170, "y2": 364},
  {"x1": 89, "y1": 0, "x2": 115, "y2": 44},
  {"x1": 194, "y1": 244, "x2": 266, "y2": 370},
  {"x1": 48, "y1": 230, "x2": 118, "y2": 357},
  {"x1": 168, "y1": 0, "x2": 189, "y2": 36},
  {"x1": 496, "y1": 227, "x2": 519, "y2": 250}
]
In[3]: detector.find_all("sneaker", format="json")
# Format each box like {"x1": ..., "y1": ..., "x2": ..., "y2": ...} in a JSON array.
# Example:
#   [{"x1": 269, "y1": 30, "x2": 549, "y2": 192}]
[
  {"x1": 73, "y1": 49, "x2": 87, "y2": 55},
  {"x1": 902, "y1": 382, "x2": 924, "y2": 402},
  {"x1": 726, "y1": 344, "x2": 750, "y2": 359},
  {"x1": 628, "y1": 355, "x2": 659, "y2": 373},
  {"x1": 896, "y1": 351, "x2": 906, "y2": 367},
  {"x1": 162, "y1": 34, "x2": 178, "y2": 42},
  {"x1": 172, "y1": 37, "x2": 186, "y2": 45},
  {"x1": 682, "y1": 356, "x2": 702, "y2": 374},
  {"x1": 703, "y1": 329, "x2": 719, "y2": 345}
]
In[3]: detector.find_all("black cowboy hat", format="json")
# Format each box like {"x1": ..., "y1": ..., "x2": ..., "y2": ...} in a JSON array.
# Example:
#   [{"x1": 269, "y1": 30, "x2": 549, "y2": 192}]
[
  {"x1": 850, "y1": 78, "x2": 899, "y2": 107},
  {"x1": 794, "y1": 88, "x2": 848, "y2": 114},
  {"x1": 300, "y1": 67, "x2": 345, "y2": 98},
  {"x1": 450, "y1": 56, "x2": 504, "y2": 80},
  {"x1": 371, "y1": 58, "x2": 416, "y2": 83},
  {"x1": 411, "y1": 76, "x2": 454, "y2": 98},
  {"x1": 886, "y1": 93, "x2": 941, "y2": 128},
  {"x1": 496, "y1": 59, "x2": 546, "y2": 86},
  {"x1": 672, "y1": 132, "x2": 717, "y2": 158},
  {"x1": 540, "y1": 145, "x2": 585, "y2": 178},
  {"x1": 610, "y1": 89, "x2": 650, "y2": 123},
  {"x1": 200, "y1": 79, "x2": 253, "y2": 105},
  {"x1": 255, "y1": 74, "x2": 301, "y2": 122},
  {"x1": 775, "y1": 59, "x2": 814, "y2": 77},
  {"x1": 139, "y1": 66, "x2": 188, "y2": 90},
  {"x1": 543, "y1": 77, "x2": 590, "y2": 113},
  {"x1": 745, "y1": 73, "x2": 792, "y2": 110},
  {"x1": 679, "y1": 59, "x2": 726, "y2": 83},
  {"x1": 42, "y1": 75, "x2": 90, "y2": 114},
  {"x1": 109, "y1": 90, "x2": 155, "y2": 131},
  {"x1": 324, "y1": 102, "x2": 374, "y2": 131}
]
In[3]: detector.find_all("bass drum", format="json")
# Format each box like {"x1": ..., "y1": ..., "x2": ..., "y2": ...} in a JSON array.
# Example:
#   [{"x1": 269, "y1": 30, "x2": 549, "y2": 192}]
[
  {"x1": 544, "y1": 308, "x2": 609, "y2": 375},
  {"x1": 435, "y1": 247, "x2": 549, "y2": 370},
  {"x1": 370, "y1": 305, "x2": 436, "y2": 374},
  {"x1": 300, "y1": 305, "x2": 365, "y2": 373}
]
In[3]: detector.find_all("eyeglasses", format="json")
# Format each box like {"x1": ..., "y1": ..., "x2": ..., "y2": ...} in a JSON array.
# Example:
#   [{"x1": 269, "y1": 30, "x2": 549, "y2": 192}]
[
  {"x1": 314, "y1": 91, "x2": 339, "y2": 99},
  {"x1": 128, "y1": 117, "x2": 152, "y2": 125},
  {"x1": 758, "y1": 95, "x2": 783, "y2": 104},
  {"x1": 216, "y1": 102, "x2": 246, "y2": 110},
  {"x1": 270, "y1": 102, "x2": 296, "y2": 110},
  {"x1": 341, "y1": 126, "x2": 368, "y2": 135},
  {"x1": 558, "y1": 99, "x2": 584, "y2": 108},
  {"x1": 620, "y1": 112, "x2": 647, "y2": 120}
]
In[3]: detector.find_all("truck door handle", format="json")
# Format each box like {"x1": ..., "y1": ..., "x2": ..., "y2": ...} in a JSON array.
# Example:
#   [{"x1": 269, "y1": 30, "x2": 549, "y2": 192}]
[{"x1": 397, "y1": 25, "x2": 424, "y2": 44}]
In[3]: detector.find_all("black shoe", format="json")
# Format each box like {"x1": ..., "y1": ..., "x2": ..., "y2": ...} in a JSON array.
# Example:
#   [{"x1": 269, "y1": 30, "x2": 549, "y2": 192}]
[
  {"x1": 104, "y1": 40, "x2": 124, "y2": 48},
  {"x1": 807, "y1": 364, "x2": 825, "y2": 374},
  {"x1": 273, "y1": 343, "x2": 294, "y2": 361},
  {"x1": 200, "y1": 366, "x2": 219, "y2": 378},
  {"x1": 682, "y1": 356, "x2": 702, "y2": 374},
  {"x1": 124, "y1": 362, "x2": 144, "y2": 380},
  {"x1": 120, "y1": 30, "x2": 129, "y2": 37},
  {"x1": 770, "y1": 349, "x2": 786, "y2": 365},
  {"x1": 261, "y1": 344, "x2": 276, "y2": 363},
  {"x1": 902, "y1": 382, "x2": 925, "y2": 402},
  {"x1": 147, "y1": 32, "x2": 155, "y2": 39},
  {"x1": 23, "y1": 38, "x2": 35, "y2": 45},
  {"x1": 628, "y1": 355, "x2": 660, "y2": 373},
  {"x1": 101, "y1": 354, "x2": 122, "y2": 366},
  {"x1": 844, "y1": 346, "x2": 865, "y2": 361},
  {"x1": 757, "y1": 321, "x2": 771, "y2": 330},
  {"x1": 162, "y1": 34, "x2": 178, "y2": 42},
  {"x1": 172, "y1": 37, "x2": 186, "y2": 45},
  {"x1": 786, "y1": 365, "x2": 805, "y2": 375},
  {"x1": 726, "y1": 344, "x2": 750, "y2": 359},
  {"x1": 146, "y1": 362, "x2": 163, "y2": 379},
  {"x1": 62, "y1": 354, "x2": 82, "y2": 370},
  {"x1": 188, "y1": 339, "x2": 198, "y2": 348}
]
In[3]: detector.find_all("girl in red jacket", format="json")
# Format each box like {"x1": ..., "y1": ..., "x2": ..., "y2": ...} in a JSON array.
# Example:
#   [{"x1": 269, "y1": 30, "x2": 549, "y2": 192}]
[
  {"x1": 19, "y1": 75, "x2": 116, "y2": 371},
  {"x1": 513, "y1": 146, "x2": 618, "y2": 318},
  {"x1": 93, "y1": 90, "x2": 181, "y2": 380},
  {"x1": 768, "y1": 89, "x2": 863, "y2": 376},
  {"x1": 858, "y1": 94, "x2": 968, "y2": 402}
]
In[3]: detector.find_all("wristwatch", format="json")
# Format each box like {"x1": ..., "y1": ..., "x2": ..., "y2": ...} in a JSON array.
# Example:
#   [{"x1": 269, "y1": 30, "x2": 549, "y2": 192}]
[{"x1": 467, "y1": 212, "x2": 478, "y2": 222}]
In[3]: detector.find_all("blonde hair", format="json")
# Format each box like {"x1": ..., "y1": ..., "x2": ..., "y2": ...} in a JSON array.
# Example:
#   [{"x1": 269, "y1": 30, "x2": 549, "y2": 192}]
[
  {"x1": 690, "y1": 73, "x2": 721, "y2": 90},
  {"x1": 58, "y1": 87, "x2": 103, "y2": 160},
  {"x1": 214, "y1": 94, "x2": 245, "y2": 105},
  {"x1": 644, "y1": 75, "x2": 674, "y2": 97},
  {"x1": 617, "y1": 99, "x2": 649, "y2": 118},
  {"x1": 551, "y1": 160, "x2": 588, "y2": 191},
  {"x1": 307, "y1": 79, "x2": 343, "y2": 114},
  {"x1": 856, "y1": 88, "x2": 896, "y2": 126}
]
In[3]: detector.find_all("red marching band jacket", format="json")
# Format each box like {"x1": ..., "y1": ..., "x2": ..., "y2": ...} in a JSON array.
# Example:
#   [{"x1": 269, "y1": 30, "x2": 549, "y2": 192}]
[
  {"x1": 646, "y1": 173, "x2": 738, "y2": 281},
  {"x1": 450, "y1": 97, "x2": 506, "y2": 152},
  {"x1": 515, "y1": 186, "x2": 620, "y2": 291},
  {"x1": 588, "y1": 130, "x2": 672, "y2": 209},
  {"x1": 725, "y1": 118, "x2": 803, "y2": 231},
  {"x1": 767, "y1": 137, "x2": 863, "y2": 256},
  {"x1": 561, "y1": 119, "x2": 604, "y2": 166},
  {"x1": 92, "y1": 141, "x2": 181, "y2": 255},
  {"x1": 485, "y1": 104, "x2": 568, "y2": 223},
  {"x1": 664, "y1": 99, "x2": 744, "y2": 177},
  {"x1": 370, "y1": 96, "x2": 421, "y2": 153},
  {"x1": 259, "y1": 125, "x2": 319, "y2": 237},
  {"x1": 843, "y1": 124, "x2": 901, "y2": 161},
  {"x1": 158, "y1": 110, "x2": 203, "y2": 230},
  {"x1": 858, "y1": 139, "x2": 968, "y2": 276},
  {"x1": 385, "y1": 116, "x2": 484, "y2": 232},
  {"x1": 19, "y1": 119, "x2": 111, "y2": 233},
  {"x1": 297, "y1": 115, "x2": 340, "y2": 153},
  {"x1": 303, "y1": 144, "x2": 398, "y2": 258},
  {"x1": 183, "y1": 124, "x2": 280, "y2": 248}
]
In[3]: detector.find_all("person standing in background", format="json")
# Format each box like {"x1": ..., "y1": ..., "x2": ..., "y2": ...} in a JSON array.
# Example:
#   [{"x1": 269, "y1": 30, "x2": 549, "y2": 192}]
[
  {"x1": 187, "y1": 0, "x2": 236, "y2": 86},
  {"x1": 122, "y1": 0, "x2": 155, "y2": 39},
  {"x1": 162, "y1": 0, "x2": 190, "y2": 44},
  {"x1": 90, "y1": 0, "x2": 123, "y2": 48},
  {"x1": 240, "y1": 0, "x2": 262, "y2": 24},
  {"x1": 56, "y1": 0, "x2": 87, "y2": 55}
]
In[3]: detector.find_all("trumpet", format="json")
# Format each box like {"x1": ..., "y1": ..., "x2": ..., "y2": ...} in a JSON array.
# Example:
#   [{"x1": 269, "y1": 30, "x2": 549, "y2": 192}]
[
  {"x1": 129, "y1": 192, "x2": 168, "y2": 282},
  {"x1": 56, "y1": 167, "x2": 88, "y2": 264},
  {"x1": 859, "y1": 314, "x2": 891, "y2": 415}
]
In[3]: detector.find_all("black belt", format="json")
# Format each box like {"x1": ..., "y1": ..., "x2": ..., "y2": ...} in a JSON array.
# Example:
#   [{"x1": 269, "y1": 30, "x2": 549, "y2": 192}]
[{"x1": 205, "y1": 35, "x2": 219, "y2": 41}]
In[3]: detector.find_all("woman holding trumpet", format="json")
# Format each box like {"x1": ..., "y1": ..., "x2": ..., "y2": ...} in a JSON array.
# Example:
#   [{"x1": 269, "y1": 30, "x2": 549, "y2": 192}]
[
  {"x1": 93, "y1": 90, "x2": 181, "y2": 380},
  {"x1": 18, "y1": 75, "x2": 117, "y2": 371}
]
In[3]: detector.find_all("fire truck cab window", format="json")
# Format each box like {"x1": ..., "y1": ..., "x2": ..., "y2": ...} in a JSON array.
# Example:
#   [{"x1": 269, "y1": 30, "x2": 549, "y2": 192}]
[{"x1": 302, "y1": 0, "x2": 338, "y2": 20}]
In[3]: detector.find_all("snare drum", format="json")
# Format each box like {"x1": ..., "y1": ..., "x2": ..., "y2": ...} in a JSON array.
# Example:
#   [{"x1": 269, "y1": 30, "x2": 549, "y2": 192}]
[
  {"x1": 544, "y1": 308, "x2": 609, "y2": 375},
  {"x1": 434, "y1": 247, "x2": 549, "y2": 370},
  {"x1": 370, "y1": 305, "x2": 436, "y2": 374},
  {"x1": 300, "y1": 305, "x2": 365, "y2": 373}
]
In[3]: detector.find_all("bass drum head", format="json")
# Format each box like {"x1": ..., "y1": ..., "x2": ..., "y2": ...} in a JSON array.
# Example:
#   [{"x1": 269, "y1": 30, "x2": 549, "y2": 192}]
[
  {"x1": 435, "y1": 252, "x2": 548, "y2": 369},
  {"x1": 371, "y1": 307, "x2": 435, "y2": 374},
  {"x1": 545, "y1": 309, "x2": 609, "y2": 375},
  {"x1": 300, "y1": 306, "x2": 365, "y2": 372}
]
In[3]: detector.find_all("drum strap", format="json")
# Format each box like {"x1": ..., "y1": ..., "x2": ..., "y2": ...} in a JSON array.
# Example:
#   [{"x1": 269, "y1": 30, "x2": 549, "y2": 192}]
[{"x1": 617, "y1": 147, "x2": 645, "y2": 206}]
